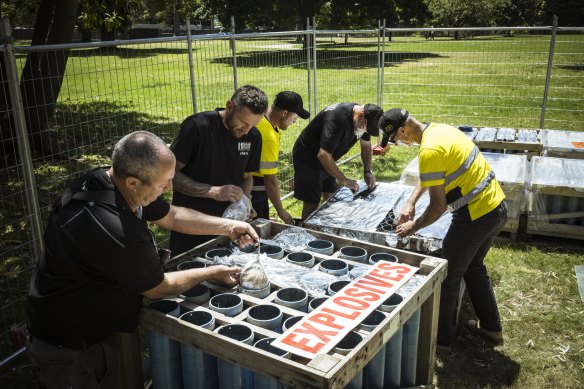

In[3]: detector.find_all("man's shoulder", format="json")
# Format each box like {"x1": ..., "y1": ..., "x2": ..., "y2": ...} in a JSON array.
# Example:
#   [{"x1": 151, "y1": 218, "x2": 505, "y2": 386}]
[{"x1": 182, "y1": 110, "x2": 220, "y2": 129}]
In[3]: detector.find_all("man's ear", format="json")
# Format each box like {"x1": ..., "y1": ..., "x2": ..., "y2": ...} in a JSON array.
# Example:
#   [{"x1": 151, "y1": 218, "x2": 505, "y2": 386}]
[
  {"x1": 226, "y1": 100, "x2": 234, "y2": 111},
  {"x1": 126, "y1": 176, "x2": 140, "y2": 192}
]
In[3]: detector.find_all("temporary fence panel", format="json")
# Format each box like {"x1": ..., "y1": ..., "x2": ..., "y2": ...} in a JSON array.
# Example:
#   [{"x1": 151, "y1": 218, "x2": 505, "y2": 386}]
[{"x1": 380, "y1": 27, "x2": 584, "y2": 132}]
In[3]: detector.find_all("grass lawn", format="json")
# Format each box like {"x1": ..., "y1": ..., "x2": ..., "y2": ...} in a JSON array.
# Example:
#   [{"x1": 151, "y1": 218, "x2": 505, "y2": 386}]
[{"x1": 1, "y1": 32, "x2": 583, "y2": 387}]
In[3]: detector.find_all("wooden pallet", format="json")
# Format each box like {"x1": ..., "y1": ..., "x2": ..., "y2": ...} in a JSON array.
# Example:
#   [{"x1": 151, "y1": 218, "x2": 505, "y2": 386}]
[{"x1": 137, "y1": 221, "x2": 447, "y2": 389}]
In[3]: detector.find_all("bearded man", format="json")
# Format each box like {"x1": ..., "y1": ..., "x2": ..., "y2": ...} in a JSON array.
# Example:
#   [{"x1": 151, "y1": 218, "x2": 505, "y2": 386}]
[{"x1": 169, "y1": 85, "x2": 267, "y2": 255}]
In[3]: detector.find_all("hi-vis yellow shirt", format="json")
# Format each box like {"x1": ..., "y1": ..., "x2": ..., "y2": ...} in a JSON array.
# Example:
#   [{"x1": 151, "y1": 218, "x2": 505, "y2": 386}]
[
  {"x1": 418, "y1": 123, "x2": 505, "y2": 221},
  {"x1": 252, "y1": 116, "x2": 281, "y2": 177}
]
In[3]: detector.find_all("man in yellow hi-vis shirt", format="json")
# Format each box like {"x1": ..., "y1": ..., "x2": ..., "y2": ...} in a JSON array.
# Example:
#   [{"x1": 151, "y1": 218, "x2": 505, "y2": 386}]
[
  {"x1": 251, "y1": 91, "x2": 310, "y2": 224},
  {"x1": 379, "y1": 108, "x2": 507, "y2": 350}
]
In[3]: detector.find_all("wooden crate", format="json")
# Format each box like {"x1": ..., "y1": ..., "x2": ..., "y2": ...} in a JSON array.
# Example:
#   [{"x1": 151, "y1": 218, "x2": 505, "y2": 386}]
[
  {"x1": 527, "y1": 157, "x2": 584, "y2": 240},
  {"x1": 139, "y1": 221, "x2": 447, "y2": 388}
]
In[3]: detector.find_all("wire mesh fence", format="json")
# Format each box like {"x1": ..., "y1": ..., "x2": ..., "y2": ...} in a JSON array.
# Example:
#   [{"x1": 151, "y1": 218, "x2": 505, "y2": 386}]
[
  {"x1": 380, "y1": 27, "x2": 584, "y2": 130},
  {"x1": 1, "y1": 22, "x2": 583, "y2": 363}
]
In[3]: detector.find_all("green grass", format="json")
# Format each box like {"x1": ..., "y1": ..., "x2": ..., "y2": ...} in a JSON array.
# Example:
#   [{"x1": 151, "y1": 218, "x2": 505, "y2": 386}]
[{"x1": 2, "y1": 32, "x2": 584, "y2": 387}]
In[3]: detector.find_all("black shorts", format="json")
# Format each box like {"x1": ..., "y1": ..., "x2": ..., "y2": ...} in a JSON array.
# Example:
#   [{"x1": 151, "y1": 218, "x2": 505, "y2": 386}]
[{"x1": 293, "y1": 159, "x2": 337, "y2": 204}]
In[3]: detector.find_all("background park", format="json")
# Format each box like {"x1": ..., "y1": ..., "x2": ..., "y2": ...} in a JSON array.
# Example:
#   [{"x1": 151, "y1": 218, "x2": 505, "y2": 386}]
[{"x1": 0, "y1": 0, "x2": 583, "y2": 387}]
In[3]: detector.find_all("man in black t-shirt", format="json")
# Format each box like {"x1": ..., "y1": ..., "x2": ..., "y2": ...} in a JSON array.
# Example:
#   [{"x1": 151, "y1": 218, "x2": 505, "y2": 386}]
[
  {"x1": 170, "y1": 85, "x2": 267, "y2": 255},
  {"x1": 293, "y1": 103, "x2": 384, "y2": 219},
  {"x1": 27, "y1": 131, "x2": 258, "y2": 389}
]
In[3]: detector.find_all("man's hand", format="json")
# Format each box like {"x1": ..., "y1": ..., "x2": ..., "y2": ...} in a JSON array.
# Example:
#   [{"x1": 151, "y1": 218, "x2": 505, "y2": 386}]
[
  {"x1": 364, "y1": 171, "x2": 376, "y2": 189},
  {"x1": 210, "y1": 265, "x2": 241, "y2": 286},
  {"x1": 397, "y1": 203, "x2": 416, "y2": 225},
  {"x1": 343, "y1": 178, "x2": 359, "y2": 193},
  {"x1": 228, "y1": 220, "x2": 259, "y2": 247},
  {"x1": 247, "y1": 207, "x2": 257, "y2": 222},
  {"x1": 278, "y1": 210, "x2": 294, "y2": 225},
  {"x1": 209, "y1": 185, "x2": 243, "y2": 202},
  {"x1": 395, "y1": 220, "x2": 416, "y2": 237}
]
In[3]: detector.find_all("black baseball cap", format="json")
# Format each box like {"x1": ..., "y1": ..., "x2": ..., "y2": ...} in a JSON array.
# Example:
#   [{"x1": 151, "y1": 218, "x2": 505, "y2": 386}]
[
  {"x1": 363, "y1": 104, "x2": 384, "y2": 136},
  {"x1": 274, "y1": 91, "x2": 310, "y2": 119},
  {"x1": 379, "y1": 108, "x2": 409, "y2": 147}
]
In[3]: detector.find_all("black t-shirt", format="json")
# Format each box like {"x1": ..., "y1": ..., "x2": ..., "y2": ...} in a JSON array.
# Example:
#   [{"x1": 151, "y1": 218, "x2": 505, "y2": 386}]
[
  {"x1": 27, "y1": 168, "x2": 169, "y2": 348},
  {"x1": 293, "y1": 103, "x2": 370, "y2": 169},
  {"x1": 170, "y1": 109, "x2": 262, "y2": 216}
]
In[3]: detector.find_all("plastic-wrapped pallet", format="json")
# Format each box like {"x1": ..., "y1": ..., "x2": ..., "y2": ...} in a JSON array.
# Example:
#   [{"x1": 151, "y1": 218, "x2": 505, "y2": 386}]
[
  {"x1": 399, "y1": 152, "x2": 528, "y2": 233},
  {"x1": 541, "y1": 129, "x2": 584, "y2": 159},
  {"x1": 527, "y1": 156, "x2": 584, "y2": 240},
  {"x1": 475, "y1": 127, "x2": 497, "y2": 142}
]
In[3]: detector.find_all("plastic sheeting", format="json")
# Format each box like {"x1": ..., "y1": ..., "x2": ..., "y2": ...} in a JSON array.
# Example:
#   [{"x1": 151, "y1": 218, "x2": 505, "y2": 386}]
[
  {"x1": 475, "y1": 127, "x2": 497, "y2": 142},
  {"x1": 496, "y1": 128, "x2": 516, "y2": 142},
  {"x1": 528, "y1": 157, "x2": 584, "y2": 229},
  {"x1": 212, "y1": 250, "x2": 426, "y2": 300},
  {"x1": 304, "y1": 182, "x2": 450, "y2": 251},
  {"x1": 530, "y1": 156, "x2": 584, "y2": 188},
  {"x1": 517, "y1": 129, "x2": 538, "y2": 143},
  {"x1": 542, "y1": 130, "x2": 584, "y2": 158}
]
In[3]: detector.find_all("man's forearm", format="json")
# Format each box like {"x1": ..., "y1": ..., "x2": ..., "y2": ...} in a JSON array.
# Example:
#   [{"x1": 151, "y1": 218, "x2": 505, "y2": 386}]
[
  {"x1": 241, "y1": 174, "x2": 253, "y2": 197},
  {"x1": 360, "y1": 140, "x2": 372, "y2": 171},
  {"x1": 318, "y1": 151, "x2": 347, "y2": 182},
  {"x1": 413, "y1": 203, "x2": 444, "y2": 232},
  {"x1": 408, "y1": 182, "x2": 427, "y2": 206},
  {"x1": 264, "y1": 174, "x2": 285, "y2": 214},
  {"x1": 173, "y1": 170, "x2": 212, "y2": 198}
]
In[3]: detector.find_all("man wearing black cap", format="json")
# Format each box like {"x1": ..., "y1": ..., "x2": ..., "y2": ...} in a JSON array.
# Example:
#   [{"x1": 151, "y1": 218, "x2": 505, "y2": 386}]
[
  {"x1": 379, "y1": 108, "x2": 507, "y2": 350},
  {"x1": 292, "y1": 103, "x2": 384, "y2": 219},
  {"x1": 251, "y1": 91, "x2": 310, "y2": 224}
]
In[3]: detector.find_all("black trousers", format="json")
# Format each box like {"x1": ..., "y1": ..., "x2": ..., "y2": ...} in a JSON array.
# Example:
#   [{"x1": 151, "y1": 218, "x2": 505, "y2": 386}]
[{"x1": 437, "y1": 201, "x2": 508, "y2": 346}]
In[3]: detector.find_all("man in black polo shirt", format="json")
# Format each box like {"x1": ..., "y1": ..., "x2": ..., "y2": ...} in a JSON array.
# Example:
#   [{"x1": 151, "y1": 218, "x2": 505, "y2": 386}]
[
  {"x1": 27, "y1": 131, "x2": 258, "y2": 388},
  {"x1": 293, "y1": 103, "x2": 384, "y2": 219},
  {"x1": 170, "y1": 85, "x2": 267, "y2": 255}
]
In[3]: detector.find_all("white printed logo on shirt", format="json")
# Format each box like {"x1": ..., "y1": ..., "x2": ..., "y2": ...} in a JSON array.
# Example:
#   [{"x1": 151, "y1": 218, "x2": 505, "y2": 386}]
[{"x1": 238, "y1": 142, "x2": 251, "y2": 155}]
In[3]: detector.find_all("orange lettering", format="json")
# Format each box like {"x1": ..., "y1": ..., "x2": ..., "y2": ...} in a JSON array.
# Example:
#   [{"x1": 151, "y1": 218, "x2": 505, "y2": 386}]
[
  {"x1": 332, "y1": 296, "x2": 370, "y2": 310},
  {"x1": 321, "y1": 306, "x2": 360, "y2": 320},
  {"x1": 309, "y1": 313, "x2": 344, "y2": 330},
  {"x1": 344, "y1": 287, "x2": 381, "y2": 301},
  {"x1": 296, "y1": 321, "x2": 339, "y2": 343},
  {"x1": 281, "y1": 332, "x2": 325, "y2": 354}
]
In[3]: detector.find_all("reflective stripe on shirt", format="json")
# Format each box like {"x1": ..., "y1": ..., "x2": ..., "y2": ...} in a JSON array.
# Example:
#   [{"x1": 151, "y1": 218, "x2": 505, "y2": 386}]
[{"x1": 447, "y1": 170, "x2": 496, "y2": 213}]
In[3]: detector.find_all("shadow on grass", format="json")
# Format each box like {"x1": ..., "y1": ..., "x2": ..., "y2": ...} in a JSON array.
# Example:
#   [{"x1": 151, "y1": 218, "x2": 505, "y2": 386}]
[
  {"x1": 435, "y1": 294, "x2": 521, "y2": 387},
  {"x1": 211, "y1": 49, "x2": 442, "y2": 69},
  {"x1": 67, "y1": 46, "x2": 190, "y2": 58}
]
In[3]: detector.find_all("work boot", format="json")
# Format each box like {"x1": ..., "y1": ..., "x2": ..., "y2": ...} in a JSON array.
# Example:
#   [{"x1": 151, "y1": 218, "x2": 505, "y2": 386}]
[{"x1": 467, "y1": 319, "x2": 503, "y2": 345}]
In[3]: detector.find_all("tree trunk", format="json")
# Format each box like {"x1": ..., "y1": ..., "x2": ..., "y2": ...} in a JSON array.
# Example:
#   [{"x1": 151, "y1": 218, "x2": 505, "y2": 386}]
[{"x1": 19, "y1": 0, "x2": 80, "y2": 155}]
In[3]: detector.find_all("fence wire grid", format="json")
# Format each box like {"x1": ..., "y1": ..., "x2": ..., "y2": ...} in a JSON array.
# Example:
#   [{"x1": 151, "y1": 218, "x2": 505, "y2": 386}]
[{"x1": 0, "y1": 21, "x2": 583, "y2": 362}]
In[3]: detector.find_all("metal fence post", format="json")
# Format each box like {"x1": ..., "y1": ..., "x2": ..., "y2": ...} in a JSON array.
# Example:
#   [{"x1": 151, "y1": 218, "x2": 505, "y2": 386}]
[
  {"x1": 230, "y1": 16, "x2": 238, "y2": 91},
  {"x1": 306, "y1": 18, "x2": 312, "y2": 116},
  {"x1": 540, "y1": 15, "x2": 558, "y2": 129},
  {"x1": 380, "y1": 19, "x2": 386, "y2": 109},
  {"x1": 377, "y1": 20, "x2": 382, "y2": 106},
  {"x1": 312, "y1": 17, "x2": 318, "y2": 114},
  {"x1": 185, "y1": 17, "x2": 197, "y2": 114},
  {"x1": 1, "y1": 18, "x2": 44, "y2": 261}
]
